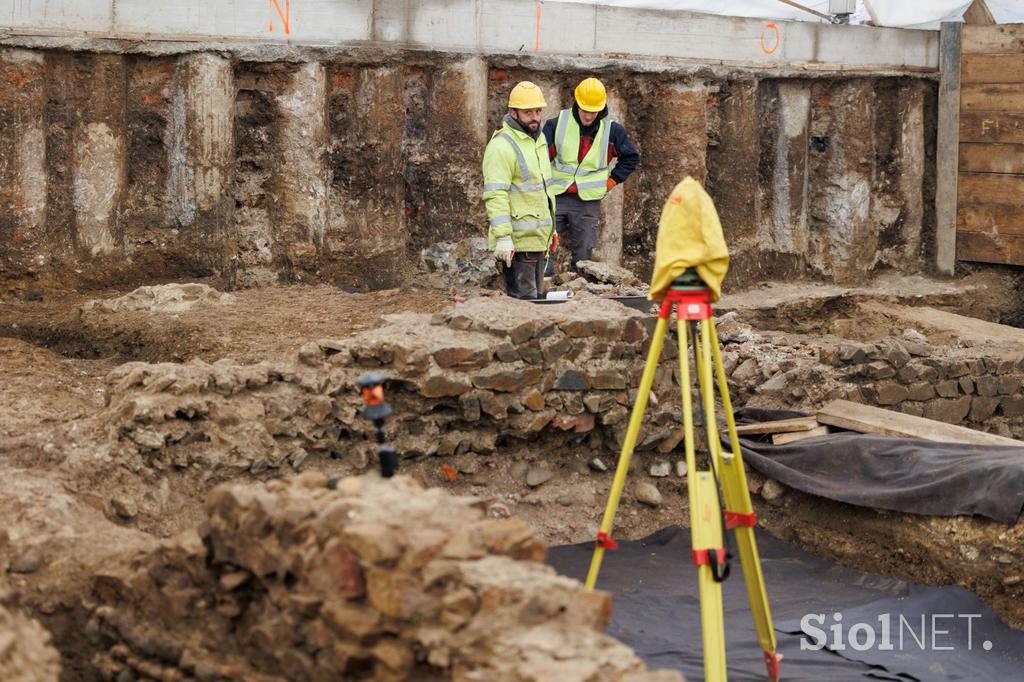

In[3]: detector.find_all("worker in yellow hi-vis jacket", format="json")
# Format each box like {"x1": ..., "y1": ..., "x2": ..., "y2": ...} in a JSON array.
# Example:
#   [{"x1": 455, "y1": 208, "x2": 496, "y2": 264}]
[{"x1": 481, "y1": 81, "x2": 559, "y2": 299}]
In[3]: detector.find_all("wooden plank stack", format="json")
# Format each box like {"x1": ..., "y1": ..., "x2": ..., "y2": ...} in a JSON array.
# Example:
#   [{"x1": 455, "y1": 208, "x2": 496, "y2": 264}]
[
  {"x1": 956, "y1": 24, "x2": 1024, "y2": 266},
  {"x1": 734, "y1": 400, "x2": 1022, "y2": 447}
]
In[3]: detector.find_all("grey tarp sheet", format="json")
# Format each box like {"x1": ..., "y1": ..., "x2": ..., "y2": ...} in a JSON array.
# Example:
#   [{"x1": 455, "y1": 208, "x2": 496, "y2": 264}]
[
  {"x1": 722, "y1": 408, "x2": 1024, "y2": 525},
  {"x1": 549, "y1": 527, "x2": 1024, "y2": 681}
]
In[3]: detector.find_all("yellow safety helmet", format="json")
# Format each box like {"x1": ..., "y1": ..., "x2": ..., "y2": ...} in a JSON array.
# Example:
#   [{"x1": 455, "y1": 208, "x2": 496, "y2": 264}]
[
  {"x1": 574, "y1": 77, "x2": 607, "y2": 112},
  {"x1": 508, "y1": 81, "x2": 547, "y2": 110}
]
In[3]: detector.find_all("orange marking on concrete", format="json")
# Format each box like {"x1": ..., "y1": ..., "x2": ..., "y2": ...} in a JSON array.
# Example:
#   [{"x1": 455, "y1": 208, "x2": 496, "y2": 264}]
[
  {"x1": 760, "y1": 23, "x2": 780, "y2": 56},
  {"x1": 534, "y1": 3, "x2": 542, "y2": 52},
  {"x1": 268, "y1": 0, "x2": 291, "y2": 36}
]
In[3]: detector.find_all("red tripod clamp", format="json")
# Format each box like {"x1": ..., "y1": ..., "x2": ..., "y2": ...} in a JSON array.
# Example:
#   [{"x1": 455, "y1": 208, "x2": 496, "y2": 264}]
[
  {"x1": 764, "y1": 650, "x2": 783, "y2": 682},
  {"x1": 658, "y1": 287, "x2": 714, "y2": 321},
  {"x1": 595, "y1": 532, "x2": 619, "y2": 551}
]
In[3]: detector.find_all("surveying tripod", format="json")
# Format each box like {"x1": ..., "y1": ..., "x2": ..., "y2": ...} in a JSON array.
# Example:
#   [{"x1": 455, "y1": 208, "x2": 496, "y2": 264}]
[{"x1": 585, "y1": 272, "x2": 782, "y2": 682}]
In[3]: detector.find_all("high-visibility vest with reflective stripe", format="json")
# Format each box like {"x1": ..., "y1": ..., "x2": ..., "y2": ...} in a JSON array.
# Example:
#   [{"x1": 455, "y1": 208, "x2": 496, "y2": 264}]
[
  {"x1": 551, "y1": 109, "x2": 612, "y2": 201},
  {"x1": 481, "y1": 119, "x2": 556, "y2": 252}
]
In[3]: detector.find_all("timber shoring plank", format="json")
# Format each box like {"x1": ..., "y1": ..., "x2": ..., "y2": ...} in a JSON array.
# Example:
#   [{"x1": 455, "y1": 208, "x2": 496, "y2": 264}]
[
  {"x1": 772, "y1": 426, "x2": 830, "y2": 445},
  {"x1": 963, "y1": 24, "x2": 1024, "y2": 54},
  {"x1": 958, "y1": 202, "x2": 1024, "y2": 235},
  {"x1": 961, "y1": 53, "x2": 1024, "y2": 83},
  {"x1": 937, "y1": 21, "x2": 962, "y2": 275},
  {"x1": 962, "y1": 0, "x2": 996, "y2": 26},
  {"x1": 956, "y1": 230, "x2": 1024, "y2": 265},
  {"x1": 957, "y1": 172, "x2": 1024, "y2": 206},
  {"x1": 958, "y1": 142, "x2": 1024, "y2": 174},
  {"x1": 961, "y1": 83, "x2": 1024, "y2": 112},
  {"x1": 960, "y1": 111, "x2": 1024, "y2": 144},
  {"x1": 734, "y1": 416, "x2": 820, "y2": 436},
  {"x1": 817, "y1": 400, "x2": 1022, "y2": 447}
]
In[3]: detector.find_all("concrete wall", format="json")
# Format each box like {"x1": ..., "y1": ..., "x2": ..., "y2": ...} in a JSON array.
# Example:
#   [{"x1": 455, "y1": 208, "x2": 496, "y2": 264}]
[{"x1": 3, "y1": 1, "x2": 938, "y2": 71}]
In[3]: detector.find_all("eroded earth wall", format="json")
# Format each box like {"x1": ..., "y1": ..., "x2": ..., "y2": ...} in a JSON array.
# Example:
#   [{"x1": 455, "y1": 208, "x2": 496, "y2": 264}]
[{"x1": 0, "y1": 43, "x2": 936, "y2": 291}]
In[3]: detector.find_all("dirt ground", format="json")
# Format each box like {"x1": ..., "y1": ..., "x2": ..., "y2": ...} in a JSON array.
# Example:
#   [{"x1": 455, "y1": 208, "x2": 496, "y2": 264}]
[{"x1": 2, "y1": 274, "x2": 1023, "y2": 679}]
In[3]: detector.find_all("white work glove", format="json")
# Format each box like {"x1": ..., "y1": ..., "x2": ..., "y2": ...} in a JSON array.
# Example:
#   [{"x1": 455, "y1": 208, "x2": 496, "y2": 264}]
[{"x1": 493, "y1": 236, "x2": 514, "y2": 267}]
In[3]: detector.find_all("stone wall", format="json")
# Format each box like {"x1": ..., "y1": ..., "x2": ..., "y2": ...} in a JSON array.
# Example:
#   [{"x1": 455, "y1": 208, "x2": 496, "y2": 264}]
[
  {"x1": 0, "y1": 587, "x2": 61, "y2": 682},
  {"x1": 718, "y1": 314, "x2": 1024, "y2": 438},
  {"x1": 819, "y1": 342, "x2": 1024, "y2": 430},
  {"x1": 0, "y1": 44, "x2": 935, "y2": 292},
  {"x1": 97, "y1": 298, "x2": 683, "y2": 477},
  {"x1": 88, "y1": 474, "x2": 684, "y2": 682}
]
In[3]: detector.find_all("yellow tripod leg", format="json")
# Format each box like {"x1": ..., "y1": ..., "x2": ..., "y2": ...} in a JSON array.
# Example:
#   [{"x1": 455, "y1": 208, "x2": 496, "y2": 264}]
[
  {"x1": 681, "y1": 321, "x2": 729, "y2": 681},
  {"x1": 585, "y1": 314, "x2": 669, "y2": 590},
  {"x1": 693, "y1": 319, "x2": 728, "y2": 682},
  {"x1": 708, "y1": 319, "x2": 781, "y2": 681}
]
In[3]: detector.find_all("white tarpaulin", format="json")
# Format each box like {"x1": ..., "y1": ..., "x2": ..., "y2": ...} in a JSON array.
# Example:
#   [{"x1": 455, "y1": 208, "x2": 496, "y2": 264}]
[{"x1": 553, "y1": 0, "x2": 1024, "y2": 29}]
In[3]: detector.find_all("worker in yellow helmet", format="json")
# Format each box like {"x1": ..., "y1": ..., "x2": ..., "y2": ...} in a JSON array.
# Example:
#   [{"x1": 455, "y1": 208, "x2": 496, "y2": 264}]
[
  {"x1": 542, "y1": 77, "x2": 640, "y2": 275},
  {"x1": 481, "y1": 81, "x2": 558, "y2": 299}
]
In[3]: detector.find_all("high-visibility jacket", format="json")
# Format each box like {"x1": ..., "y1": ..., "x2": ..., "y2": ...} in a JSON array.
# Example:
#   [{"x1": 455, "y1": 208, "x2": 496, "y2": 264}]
[
  {"x1": 550, "y1": 108, "x2": 612, "y2": 201},
  {"x1": 481, "y1": 117, "x2": 556, "y2": 253}
]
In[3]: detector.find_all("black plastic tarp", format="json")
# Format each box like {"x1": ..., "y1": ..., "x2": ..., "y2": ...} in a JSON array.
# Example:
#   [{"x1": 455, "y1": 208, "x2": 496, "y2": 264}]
[
  {"x1": 723, "y1": 408, "x2": 1024, "y2": 525},
  {"x1": 549, "y1": 527, "x2": 1024, "y2": 681}
]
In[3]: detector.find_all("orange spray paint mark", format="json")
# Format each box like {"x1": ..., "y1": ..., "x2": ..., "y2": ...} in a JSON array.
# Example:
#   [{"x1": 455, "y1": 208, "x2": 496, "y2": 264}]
[
  {"x1": 534, "y1": 3, "x2": 542, "y2": 52},
  {"x1": 760, "y1": 23, "x2": 780, "y2": 56},
  {"x1": 268, "y1": 0, "x2": 291, "y2": 36}
]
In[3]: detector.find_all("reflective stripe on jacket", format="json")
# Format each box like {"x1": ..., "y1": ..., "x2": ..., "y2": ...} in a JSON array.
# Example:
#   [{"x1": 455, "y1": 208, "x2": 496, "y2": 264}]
[
  {"x1": 482, "y1": 116, "x2": 557, "y2": 252},
  {"x1": 550, "y1": 108, "x2": 612, "y2": 201}
]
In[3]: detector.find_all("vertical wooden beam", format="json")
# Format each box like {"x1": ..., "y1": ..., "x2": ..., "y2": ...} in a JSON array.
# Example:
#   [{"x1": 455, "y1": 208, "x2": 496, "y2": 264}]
[{"x1": 935, "y1": 21, "x2": 962, "y2": 275}]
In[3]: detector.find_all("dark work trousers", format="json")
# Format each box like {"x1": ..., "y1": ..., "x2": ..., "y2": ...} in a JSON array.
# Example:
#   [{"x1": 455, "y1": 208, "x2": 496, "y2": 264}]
[
  {"x1": 502, "y1": 251, "x2": 545, "y2": 300},
  {"x1": 548, "y1": 192, "x2": 602, "y2": 276}
]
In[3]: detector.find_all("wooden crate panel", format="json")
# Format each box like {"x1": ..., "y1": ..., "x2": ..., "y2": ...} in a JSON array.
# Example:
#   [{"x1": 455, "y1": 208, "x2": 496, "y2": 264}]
[
  {"x1": 962, "y1": 53, "x2": 1024, "y2": 84},
  {"x1": 960, "y1": 111, "x2": 1024, "y2": 143},
  {"x1": 957, "y1": 172, "x2": 1024, "y2": 205},
  {"x1": 957, "y1": 229, "x2": 1024, "y2": 265},
  {"x1": 961, "y1": 84, "x2": 1024, "y2": 112},
  {"x1": 958, "y1": 202, "x2": 1024, "y2": 236},
  {"x1": 963, "y1": 24, "x2": 1024, "y2": 54},
  {"x1": 958, "y1": 142, "x2": 1024, "y2": 173}
]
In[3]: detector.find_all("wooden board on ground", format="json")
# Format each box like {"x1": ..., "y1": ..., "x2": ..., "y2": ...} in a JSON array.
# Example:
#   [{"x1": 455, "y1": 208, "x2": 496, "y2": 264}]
[
  {"x1": 817, "y1": 399, "x2": 1022, "y2": 447},
  {"x1": 772, "y1": 426, "x2": 829, "y2": 445},
  {"x1": 734, "y1": 416, "x2": 819, "y2": 436}
]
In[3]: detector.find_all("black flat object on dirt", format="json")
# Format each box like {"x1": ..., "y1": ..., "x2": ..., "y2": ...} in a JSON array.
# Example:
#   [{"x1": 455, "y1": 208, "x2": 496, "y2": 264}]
[
  {"x1": 725, "y1": 408, "x2": 1024, "y2": 525},
  {"x1": 608, "y1": 295, "x2": 655, "y2": 312},
  {"x1": 549, "y1": 527, "x2": 1024, "y2": 681}
]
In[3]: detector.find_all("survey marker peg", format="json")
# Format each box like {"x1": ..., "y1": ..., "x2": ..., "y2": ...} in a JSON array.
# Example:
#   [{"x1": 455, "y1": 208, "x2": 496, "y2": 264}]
[{"x1": 356, "y1": 372, "x2": 398, "y2": 478}]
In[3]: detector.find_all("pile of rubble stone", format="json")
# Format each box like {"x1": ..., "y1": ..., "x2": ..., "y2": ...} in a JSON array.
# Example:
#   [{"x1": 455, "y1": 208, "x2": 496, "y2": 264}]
[
  {"x1": 0, "y1": 586, "x2": 61, "y2": 682},
  {"x1": 88, "y1": 473, "x2": 684, "y2": 682},
  {"x1": 419, "y1": 238, "x2": 649, "y2": 299},
  {"x1": 81, "y1": 283, "x2": 235, "y2": 315},
  {"x1": 556, "y1": 260, "x2": 649, "y2": 299},
  {"x1": 99, "y1": 297, "x2": 686, "y2": 475}
]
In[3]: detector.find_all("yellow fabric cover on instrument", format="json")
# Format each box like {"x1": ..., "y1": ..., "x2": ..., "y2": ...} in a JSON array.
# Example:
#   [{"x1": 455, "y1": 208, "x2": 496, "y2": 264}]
[{"x1": 648, "y1": 176, "x2": 730, "y2": 302}]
